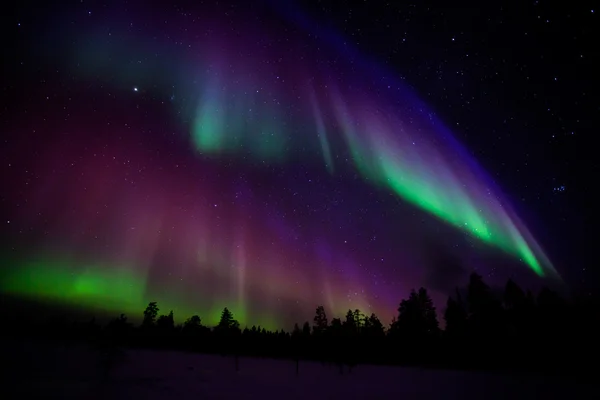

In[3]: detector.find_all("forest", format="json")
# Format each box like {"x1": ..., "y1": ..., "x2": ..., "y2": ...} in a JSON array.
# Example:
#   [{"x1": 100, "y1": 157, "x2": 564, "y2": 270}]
[{"x1": 5, "y1": 272, "x2": 598, "y2": 379}]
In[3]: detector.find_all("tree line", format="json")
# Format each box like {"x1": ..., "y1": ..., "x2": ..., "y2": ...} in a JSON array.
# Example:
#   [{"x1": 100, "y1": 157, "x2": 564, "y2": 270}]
[{"x1": 7, "y1": 272, "x2": 599, "y2": 378}]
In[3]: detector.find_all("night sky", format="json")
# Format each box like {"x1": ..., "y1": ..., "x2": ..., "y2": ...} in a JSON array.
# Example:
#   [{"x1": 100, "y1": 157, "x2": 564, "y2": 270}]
[{"x1": 1, "y1": 1, "x2": 597, "y2": 329}]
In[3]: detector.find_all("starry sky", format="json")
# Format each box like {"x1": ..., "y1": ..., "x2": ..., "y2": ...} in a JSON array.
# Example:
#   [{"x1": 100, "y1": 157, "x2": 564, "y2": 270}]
[{"x1": 1, "y1": 1, "x2": 597, "y2": 329}]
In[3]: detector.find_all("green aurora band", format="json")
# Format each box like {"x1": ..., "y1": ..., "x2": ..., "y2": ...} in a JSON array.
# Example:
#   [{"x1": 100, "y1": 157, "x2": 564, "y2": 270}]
[
  {"x1": 1, "y1": 5, "x2": 560, "y2": 330},
  {"x1": 0, "y1": 258, "x2": 279, "y2": 330},
  {"x1": 65, "y1": 25, "x2": 556, "y2": 279}
]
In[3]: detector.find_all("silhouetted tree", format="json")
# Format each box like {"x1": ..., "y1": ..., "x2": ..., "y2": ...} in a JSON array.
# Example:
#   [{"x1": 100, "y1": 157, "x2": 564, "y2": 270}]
[
  {"x1": 363, "y1": 313, "x2": 385, "y2": 338},
  {"x1": 302, "y1": 321, "x2": 311, "y2": 337},
  {"x1": 183, "y1": 315, "x2": 202, "y2": 330},
  {"x1": 213, "y1": 307, "x2": 241, "y2": 366},
  {"x1": 142, "y1": 302, "x2": 159, "y2": 328},
  {"x1": 292, "y1": 323, "x2": 301, "y2": 338},
  {"x1": 467, "y1": 273, "x2": 493, "y2": 315},
  {"x1": 330, "y1": 317, "x2": 343, "y2": 333},
  {"x1": 392, "y1": 287, "x2": 439, "y2": 339},
  {"x1": 353, "y1": 309, "x2": 364, "y2": 330},
  {"x1": 341, "y1": 309, "x2": 363, "y2": 337},
  {"x1": 313, "y1": 306, "x2": 328, "y2": 335},
  {"x1": 444, "y1": 291, "x2": 467, "y2": 338},
  {"x1": 466, "y1": 273, "x2": 503, "y2": 337},
  {"x1": 341, "y1": 309, "x2": 364, "y2": 372},
  {"x1": 343, "y1": 309, "x2": 357, "y2": 333},
  {"x1": 216, "y1": 307, "x2": 240, "y2": 332},
  {"x1": 157, "y1": 310, "x2": 175, "y2": 331},
  {"x1": 291, "y1": 322, "x2": 305, "y2": 374}
]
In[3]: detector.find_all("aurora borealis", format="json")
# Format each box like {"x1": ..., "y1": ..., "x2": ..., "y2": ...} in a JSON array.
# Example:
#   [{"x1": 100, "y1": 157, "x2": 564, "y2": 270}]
[{"x1": 1, "y1": 1, "x2": 563, "y2": 329}]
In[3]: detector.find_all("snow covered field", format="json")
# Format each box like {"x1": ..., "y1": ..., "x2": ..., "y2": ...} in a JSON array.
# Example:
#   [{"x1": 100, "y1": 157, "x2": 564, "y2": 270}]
[{"x1": 4, "y1": 340, "x2": 597, "y2": 399}]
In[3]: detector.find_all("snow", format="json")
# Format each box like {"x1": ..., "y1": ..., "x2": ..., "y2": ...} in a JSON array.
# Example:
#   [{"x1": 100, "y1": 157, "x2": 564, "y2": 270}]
[{"x1": 5, "y1": 340, "x2": 596, "y2": 399}]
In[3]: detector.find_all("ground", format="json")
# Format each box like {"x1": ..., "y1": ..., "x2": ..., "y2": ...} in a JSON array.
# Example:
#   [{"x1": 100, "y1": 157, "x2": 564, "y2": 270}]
[{"x1": 4, "y1": 340, "x2": 597, "y2": 399}]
